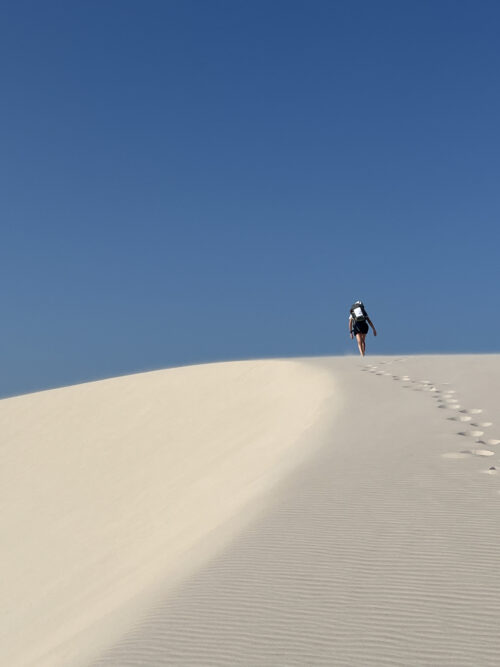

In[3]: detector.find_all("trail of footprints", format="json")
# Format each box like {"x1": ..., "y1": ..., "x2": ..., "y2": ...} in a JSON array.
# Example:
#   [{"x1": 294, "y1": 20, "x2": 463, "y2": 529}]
[{"x1": 361, "y1": 360, "x2": 500, "y2": 486}]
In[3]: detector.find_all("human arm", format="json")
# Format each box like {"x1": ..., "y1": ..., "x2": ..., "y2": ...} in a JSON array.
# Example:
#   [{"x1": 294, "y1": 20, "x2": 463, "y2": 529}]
[
  {"x1": 367, "y1": 317, "x2": 377, "y2": 336},
  {"x1": 349, "y1": 315, "x2": 353, "y2": 339}
]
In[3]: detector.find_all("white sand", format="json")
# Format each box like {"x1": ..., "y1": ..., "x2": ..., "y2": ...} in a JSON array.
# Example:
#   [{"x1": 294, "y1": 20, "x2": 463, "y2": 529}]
[
  {"x1": 0, "y1": 359, "x2": 337, "y2": 667},
  {"x1": 3, "y1": 355, "x2": 500, "y2": 666}
]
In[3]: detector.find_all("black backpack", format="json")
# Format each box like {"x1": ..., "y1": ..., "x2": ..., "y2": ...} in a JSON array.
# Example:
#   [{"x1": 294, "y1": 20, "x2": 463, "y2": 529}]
[{"x1": 350, "y1": 302, "x2": 367, "y2": 322}]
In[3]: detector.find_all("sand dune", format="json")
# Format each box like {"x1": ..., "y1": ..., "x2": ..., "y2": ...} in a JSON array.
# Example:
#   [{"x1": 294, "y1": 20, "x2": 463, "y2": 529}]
[
  {"x1": 3, "y1": 355, "x2": 500, "y2": 666},
  {"x1": 0, "y1": 359, "x2": 338, "y2": 667}
]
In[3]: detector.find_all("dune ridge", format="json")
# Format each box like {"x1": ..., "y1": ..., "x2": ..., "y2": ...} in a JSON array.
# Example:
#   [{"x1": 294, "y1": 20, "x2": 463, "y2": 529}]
[
  {"x1": 92, "y1": 355, "x2": 500, "y2": 667},
  {"x1": 3, "y1": 355, "x2": 500, "y2": 666},
  {"x1": 0, "y1": 359, "x2": 338, "y2": 667}
]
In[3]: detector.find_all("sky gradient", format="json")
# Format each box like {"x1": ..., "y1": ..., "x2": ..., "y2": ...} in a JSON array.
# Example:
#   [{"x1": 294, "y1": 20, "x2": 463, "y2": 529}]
[{"x1": 2, "y1": 0, "x2": 499, "y2": 397}]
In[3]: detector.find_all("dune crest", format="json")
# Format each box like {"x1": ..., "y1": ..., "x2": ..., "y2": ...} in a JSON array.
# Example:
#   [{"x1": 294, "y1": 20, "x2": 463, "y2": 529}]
[
  {"x1": 92, "y1": 354, "x2": 500, "y2": 667},
  {"x1": 0, "y1": 359, "x2": 337, "y2": 667}
]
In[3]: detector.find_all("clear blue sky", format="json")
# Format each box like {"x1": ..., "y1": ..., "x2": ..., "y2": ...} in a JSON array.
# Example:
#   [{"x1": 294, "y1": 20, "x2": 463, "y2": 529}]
[{"x1": 1, "y1": 0, "x2": 499, "y2": 397}]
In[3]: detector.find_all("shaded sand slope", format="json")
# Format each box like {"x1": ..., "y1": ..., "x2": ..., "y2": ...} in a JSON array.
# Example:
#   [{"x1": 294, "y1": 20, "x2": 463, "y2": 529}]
[
  {"x1": 92, "y1": 355, "x2": 500, "y2": 667},
  {"x1": 0, "y1": 360, "x2": 338, "y2": 667}
]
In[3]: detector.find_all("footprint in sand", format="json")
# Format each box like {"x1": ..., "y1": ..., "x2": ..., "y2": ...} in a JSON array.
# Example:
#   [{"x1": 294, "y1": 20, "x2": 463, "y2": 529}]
[
  {"x1": 442, "y1": 449, "x2": 495, "y2": 459},
  {"x1": 479, "y1": 422, "x2": 493, "y2": 428},
  {"x1": 457, "y1": 430, "x2": 484, "y2": 438},
  {"x1": 486, "y1": 439, "x2": 500, "y2": 446},
  {"x1": 460, "y1": 408, "x2": 483, "y2": 415},
  {"x1": 448, "y1": 416, "x2": 471, "y2": 423},
  {"x1": 481, "y1": 467, "x2": 498, "y2": 475}
]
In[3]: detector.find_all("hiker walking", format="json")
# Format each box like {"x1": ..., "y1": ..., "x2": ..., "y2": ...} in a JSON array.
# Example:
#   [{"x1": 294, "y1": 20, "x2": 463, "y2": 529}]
[{"x1": 349, "y1": 300, "x2": 377, "y2": 357}]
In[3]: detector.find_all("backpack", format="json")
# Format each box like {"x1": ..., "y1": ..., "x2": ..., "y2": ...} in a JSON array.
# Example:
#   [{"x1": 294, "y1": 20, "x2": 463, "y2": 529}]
[{"x1": 350, "y1": 302, "x2": 367, "y2": 323}]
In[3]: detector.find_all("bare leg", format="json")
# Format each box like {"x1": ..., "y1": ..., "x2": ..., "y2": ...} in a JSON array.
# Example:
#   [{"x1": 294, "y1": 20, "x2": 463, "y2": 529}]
[
  {"x1": 356, "y1": 333, "x2": 364, "y2": 356},
  {"x1": 361, "y1": 334, "x2": 367, "y2": 356}
]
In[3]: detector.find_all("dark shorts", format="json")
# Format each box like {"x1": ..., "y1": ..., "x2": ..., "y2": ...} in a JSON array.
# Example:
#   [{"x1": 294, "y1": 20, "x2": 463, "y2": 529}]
[{"x1": 353, "y1": 320, "x2": 369, "y2": 335}]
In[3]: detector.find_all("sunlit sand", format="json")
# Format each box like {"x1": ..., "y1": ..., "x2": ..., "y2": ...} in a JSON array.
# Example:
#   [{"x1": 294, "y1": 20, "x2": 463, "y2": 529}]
[{"x1": 2, "y1": 355, "x2": 500, "y2": 666}]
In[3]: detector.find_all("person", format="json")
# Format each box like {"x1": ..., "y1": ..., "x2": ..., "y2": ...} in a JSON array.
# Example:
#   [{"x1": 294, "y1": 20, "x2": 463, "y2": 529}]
[{"x1": 349, "y1": 300, "x2": 377, "y2": 357}]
